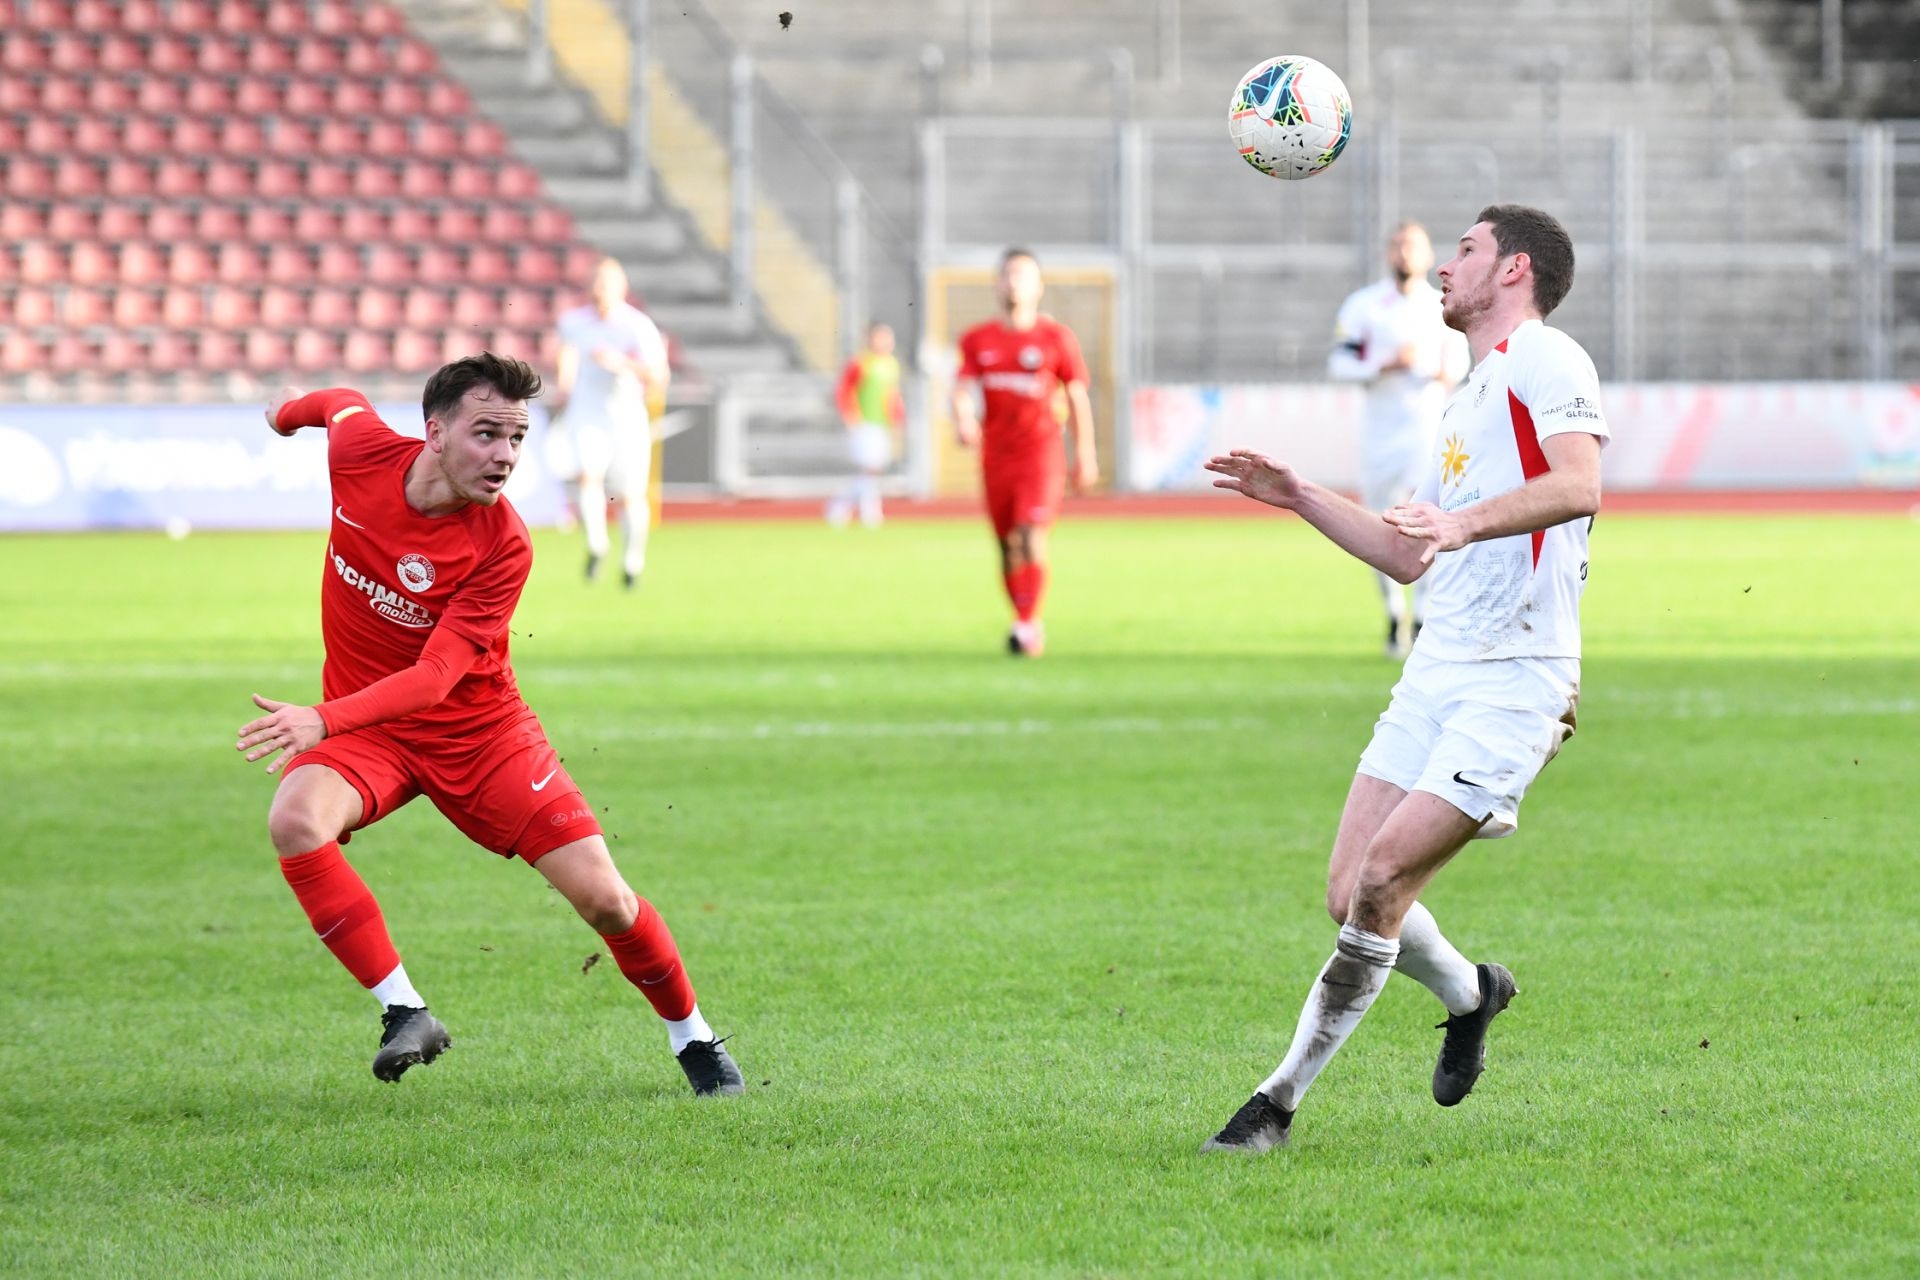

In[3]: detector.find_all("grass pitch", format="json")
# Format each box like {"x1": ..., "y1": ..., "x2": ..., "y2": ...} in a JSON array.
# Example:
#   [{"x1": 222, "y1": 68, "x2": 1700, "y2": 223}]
[{"x1": 2, "y1": 512, "x2": 1916, "y2": 1277}]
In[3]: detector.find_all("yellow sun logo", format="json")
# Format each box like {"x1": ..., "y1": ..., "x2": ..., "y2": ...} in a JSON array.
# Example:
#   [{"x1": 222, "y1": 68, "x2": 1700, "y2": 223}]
[{"x1": 1441, "y1": 434, "x2": 1470, "y2": 486}]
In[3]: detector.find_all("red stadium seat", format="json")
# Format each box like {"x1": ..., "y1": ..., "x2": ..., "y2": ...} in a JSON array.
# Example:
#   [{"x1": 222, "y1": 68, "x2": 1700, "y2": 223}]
[
  {"x1": 447, "y1": 163, "x2": 497, "y2": 200},
  {"x1": 362, "y1": 3, "x2": 409, "y2": 36},
  {"x1": 262, "y1": 243, "x2": 313, "y2": 285},
  {"x1": 57, "y1": 157, "x2": 107, "y2": 198},
  {"x1": 252, "y1": 206, "x2": 300, "y2": 241},
  {"x1": 98, "y1": 205, "x2": 146, "y2": 241},
  {"x1": 247, "y1": 37, "x2": 295, "y2": 75},
  {"x1": 122, "y1": 115, "x2": 168, "y2": 154},
  {"x1": 39, "y1": 76, "x2": 88, "y2": 111},
  {"x1": 465, "y1": 246, "x2": 512, "y2": 286},
  {"x1": 500, "y1": 287, "x2": 551, "y2": 329},
  {"x1": 13, "y1": 288, "x2": 57, "y2": 327},
  {"x1": 46, "y1": 332, "x2": 90, "y2": 375},
  {"x1": 161, "y1": 285, "x2": 203, "y2": 327},
  {"x1": 244, "y1": 330, "x2": 291, "y2": 372},
  {"x1": 48, "y1": 32, "x2": 98, "y2": 73},
  {"x1": 349, "y1": 162, "x2": 399, "y2": 200},
  {"x1": 394, "y1": 38, "x2": 440, "y2": 77},
  {"x1": 184, "y1": 78, "x2": 235, "y2": 114},
  {"x1": 4, "y1": 158, "x2": 55, "y2": 199},
  {"x1": 60, "y1": 287, "x2": 110, "y2": 327},
  {"x1": 87, "y1": 76, "x2": 138, "y2": 113},
  {"x1": 153, "y1": 158, "x2": 207, "y2": 198},
  {"x1": 99, "y1": 34, "x2": 145, "y2": 73},
  {"x1": 0, "y1": 78, "x2": 37, "y2": 111},
  {"x1": 343, "y1": 331, "x2": 390, "y2": 373},
  {"x1": 392, "y1": 330, "x2": 440, "y2": 372},
  {"x1": 18, "y1": 242, "x2": 63, "y2": 284},
  {"x1": 363, "y1": 119, "x2": 411, "y2": 157},
  {"x1": 265, "y1": 2, "x2": 310, "y2": 34},
  {"x1": 399, "y1": 164, "x2": 448, "y2": 201},
  {"x1": 480, "y1": 207, "x2": 532, "y2": 244},
  {"x1": 96, "y1": 331, "x2": 143, "y2": 374},
  {"x1": 218, "y1": 118, "x2": 268, "y2": 156},
  {"x1": 294, "y1": 39, "x2": 343, "y2": 76},
  {"x1": 316, "y1": 119, "x2": 363, "y2": 157},
  {"x1": 113, "y1": 288, "x2": 159, "y2": 328},
  {"x1": 399, "y1": 287, "x2": 449, "y2": 329},
  {"x1": 235, "y1": 76, "x2": 282, "y2": 114},
  {"x1": 147, "y1": 32, "x2": 197, "y2": 73},
  {"x1": 343, "y1": 37, "x2": 387, "y2": 78},
  {"x1": 254, "y1": 160, "x2": 302, "y2": 198},
  {"x1": 72, "y1": 116, "x2": 121, "y2": 153},
  {"x1": 413, "y1": 119, "x2": 459, "y2": 158},
  {"x1": 311, "y1": 1, "x2": 359, "y2": 36},
  {"x1": 309, "y1": 287, "x2": 356, "y2": 329},
  {"x1": 562, "y1": 245, "x2": 601, "y2": 280},
  {"x1": 45, "y1": 206, "x2": 96, "y2": 241},
  {"x1": 385, "y1": 207, "x2": 433, "y2": 244},
  {"x1": 121, "y1": 242, "x2": 167, "y2": 286},
  {"x1": 69, "y1": 242, "x2": 114, "y2": 286},
  {"x1": 167, "y1": 0, "x2": 216, "y2": 31},
  {"x1": 286, "y1": 79, "x2": 332, "y2": 114},
  {"x1": 196, "y1": 331, "x2": 244, "y2": 371},
  {"x1": 460, "y1": 120, "x2": 509, "y2": 159},
  {"x1": 497, "y1": 164, "x2": 543, "y2": 200},
  {"x1": 194, "y1": 205, "x2": 245, "y2": 241},
  {"x1": 210, "y1": 244, "x2": 262, "y2": 286},
  {"x1": 318, "y1": 243, "x2": 368, "y2": 284},
  {"x1": 166, "y1": 116, "x2": 219, "y2": 154},
  {"x1": 511, "y1": 245, "x2": 562, "y2": 286},
  {"x1": 328, "y1": 79, "x2": 377, "y2": 115},
  {"x1": 448, "y1": 288, "x2": 496, "y2": 328},
  {"x1": 440, "y1": 329, "x2": 479, "y2": 366},
  {"x1": 23, "y1": 0, "x2": 77, "y2": 28},
  {"x1": 433, "y1": 205, "x2": 483, "y2": 243},
  {"x1": 25, "y1": 117, "x2": 74, "y2": 154},
  {"x1": 358, "y1": 287, "x2": 406, "y2": 330},
  {"x1": 88, "y1": 0, "x2": 147, "y2": 28},
  {"x1": 145, "y1": 331, "x2": 195, "y2": 372},
  {"x1": 341, "y1": 206, "x2": 391, "y2": 242},
  {"x1": 0, "y1": 119, "x2": 21, "y2": 153},
  {"x1": 216, "y1": 0, "x2": 265, "y2": 33},
  {"x1": 204, "y1": 159, "x2": 254, "y2": 199},
  {"x1": 269, "y1": 119, "x2": 318, "y2": 157},
  {"x1": 135, "y1": 77, "x2": 187, "y2": 114},
  {"x1": 309, "y1": 161, "x2": 355, "y2": 199},
  {"x1": 146, "y1": 205, "x2": 194, "y2": 241},
  {"x1": 0, "y1": 332, "x2": 45, "y2": 374},
  {"x1": 378, "y1": 80, "x2": 428, "y2": 117},
  {"x1": 257, "y1": 286, "x2": 303, "y2": 328},
  {"x1": 364, "y1": 245, "x2": 412, "y2": 285},
  {"x1": 197, "y1": 36, "x2": 247, "y2": 76},
  {"x1": 414, "y1": 245, "x2": 462, "y2": 284}
]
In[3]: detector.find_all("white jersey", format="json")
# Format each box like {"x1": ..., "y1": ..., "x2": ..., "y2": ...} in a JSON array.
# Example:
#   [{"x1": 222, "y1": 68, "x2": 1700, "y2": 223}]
[
  {"x1": 1328, "y1": 278, "x2": 1470, "y2": 489},
  {"x1": 1413, "y1": 319, "x2": 1609, "y2": 662},
  {"x1": 556, "y1": 301, "x2": 667, "y2": 429}
]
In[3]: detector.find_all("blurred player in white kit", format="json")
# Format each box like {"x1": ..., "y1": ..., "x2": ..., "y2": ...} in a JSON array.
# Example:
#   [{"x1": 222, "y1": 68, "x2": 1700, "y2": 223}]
[
  {"x1": 1328, "y1": 222, "x2": 1469, "y2": 655},
  {"x1": 550, "y1": 258, "x2": 670, "y2": 589}
]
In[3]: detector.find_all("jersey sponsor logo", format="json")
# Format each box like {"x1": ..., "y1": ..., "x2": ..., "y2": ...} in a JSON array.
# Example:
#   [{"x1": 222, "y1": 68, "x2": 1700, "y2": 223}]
[
  {"x1": 1018, "y1": 345, "x2": 1043, "y2": 370},
  {"x1": 1440, "y1": 433, "x2": 1471, "y2": 486},
  {"x1": 980, "y1": 371, "x2": 1047, "y2": 397},
  {"x1": 1541, "y1": 396, "x2": 1603, "y2": 422},
  {"x1": 334, "y1": 505, "x2": 366, "y2": 530},
  {"x1": 396, "y1": 554, "x2": 436, "y2": 593},
  {"x1": 977, "y1": 350, "x2": 1001, "y2": 366},
  {"x1": 329, "y1": 543, "x2": 434, "y2": 629}
]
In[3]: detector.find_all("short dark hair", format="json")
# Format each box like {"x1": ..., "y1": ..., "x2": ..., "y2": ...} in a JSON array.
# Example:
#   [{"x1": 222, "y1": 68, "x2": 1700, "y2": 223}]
[
  {"x1": 1001, "y1": 246, "x2": 1038, "y2": 269},
  {"x1": 422, "y1": 351, "x2": 543, "y2": 422},
  {"x1": 1475, "y1": 204, "x2": 1575, "y2": 316}
]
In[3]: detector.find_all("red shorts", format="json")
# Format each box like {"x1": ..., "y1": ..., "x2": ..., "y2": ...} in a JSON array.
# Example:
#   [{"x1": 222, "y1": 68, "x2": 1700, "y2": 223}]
[
  {"x1": 289, "y1": 707, "x2": 602, "y2": 863},
  {"x1": 983, "y1": 452, "x2": 1065, "y2": 538}
]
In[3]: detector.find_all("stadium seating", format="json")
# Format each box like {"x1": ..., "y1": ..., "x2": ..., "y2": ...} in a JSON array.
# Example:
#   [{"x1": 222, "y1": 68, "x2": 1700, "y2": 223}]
[{"x1": 0, "y1": 0, "x2": 654, "y2": 400}]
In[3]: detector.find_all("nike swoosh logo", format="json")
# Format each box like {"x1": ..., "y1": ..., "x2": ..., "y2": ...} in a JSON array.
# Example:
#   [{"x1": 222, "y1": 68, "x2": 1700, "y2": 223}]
[
  {"x1": 1452, "y1": 771, "x2": 1483, "y2": 788},
  {"x1": 531, "y1": 768, "x2": 559, "y2": 791},
  {"x1": 335, "y1": 505, "x2": 366, "y2": 530},
  {"x1": 318, "y1": 920, "x2": 345, "y2": 940}
]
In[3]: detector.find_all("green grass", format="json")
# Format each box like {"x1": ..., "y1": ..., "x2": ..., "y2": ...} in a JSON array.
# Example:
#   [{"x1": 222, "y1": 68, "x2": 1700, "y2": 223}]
[{"x1": 2, "y1": 513, "x2": 1916, "y2": 1277}]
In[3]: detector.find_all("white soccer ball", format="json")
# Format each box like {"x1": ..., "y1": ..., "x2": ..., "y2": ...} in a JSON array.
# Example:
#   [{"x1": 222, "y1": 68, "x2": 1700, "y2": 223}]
[{"x1": 1228, "y1": 55, "x2": 1354, "y2": 180}]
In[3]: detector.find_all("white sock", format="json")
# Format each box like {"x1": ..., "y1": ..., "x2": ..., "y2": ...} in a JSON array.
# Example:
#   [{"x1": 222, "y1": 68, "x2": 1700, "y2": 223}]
[
  {"x1": 370, "y1": 963, "x2": 426, "y2": 1010},
  {"x1": 1258, "y1": 924, "x2": 1399, "y2": 1111},
  {"x1": 665, "y1": 1004, "x2": 715, "y2": 1054},
  {"x1": 1396, "y1": 901, "x2": 1482, "y2": 1016}
]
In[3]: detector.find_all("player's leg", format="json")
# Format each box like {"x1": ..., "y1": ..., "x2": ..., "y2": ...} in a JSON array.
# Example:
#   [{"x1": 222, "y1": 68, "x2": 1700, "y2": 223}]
[
  {"x1": 854, "y1": 424, "x2": 889, "y2": 528},
  {"x1": 1205, "y1": 791, "x2": 1480, "y2": 1153},
  {"x1": 268, "y1": 756, "x2": 447, "y2": 1081},
  {"x1": 533, "y1": 836, "x2": 744, "y2": 1096},
  {"x1": 609, "y1": 422, "x2": 650, "y2": 586},
  {"x1": 1004, "y1": 522, "x2": 1050, "y2": 655}
]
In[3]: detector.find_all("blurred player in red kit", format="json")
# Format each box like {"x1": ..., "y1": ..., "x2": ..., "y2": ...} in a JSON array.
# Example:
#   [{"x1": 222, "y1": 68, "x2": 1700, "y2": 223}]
[
  {"x1": 952, "y1": 249, "x2": 1098, "y2": 656},
  {"x1": 236, "y1": 353, "x2": 742, "y2": 1095}
]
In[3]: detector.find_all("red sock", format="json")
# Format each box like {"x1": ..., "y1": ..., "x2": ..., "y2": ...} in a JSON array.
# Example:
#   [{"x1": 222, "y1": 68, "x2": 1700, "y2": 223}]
[
  {"x1": 1008, "y1": 562, "x2": 1047, "y2": 623},
  {"x1": 279, "y1": 842, "x2": 400, "y2": 989},
  {"x1": 602, "y1": 897, "x2": 697, "y2": 1021}
]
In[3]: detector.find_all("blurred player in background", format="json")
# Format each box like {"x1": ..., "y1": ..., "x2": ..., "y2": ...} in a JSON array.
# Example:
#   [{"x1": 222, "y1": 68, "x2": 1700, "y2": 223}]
[
  {"x1": 1202, "y1": 205, "x2": 1605, "y2": 1153},
  {"x1": 826, "y1": 321, "x2": 905, "y2": 529},
  {"x1": 550, "y1": 258, "x2": 670, "y2": 589},
  {"x1": 1328, "y1": 221, "x2": 1470, "y2": 656},
  {"x1": 238, "y1": 354, "x2": 742, "y2": 1097},
  {"x1": 952, "y1": 249, "x2": 1098, "y2": 657}
]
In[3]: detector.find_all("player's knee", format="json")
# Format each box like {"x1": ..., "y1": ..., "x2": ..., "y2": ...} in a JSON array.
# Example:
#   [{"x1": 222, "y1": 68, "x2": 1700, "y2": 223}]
[
  {"x1": 1349, "y1": 853, "x2": 1420, "y2": 930},
  {"x1": 1324, "y1": 881, "x2": 1353, "y2": 925},
  {"x1": 574, "y1": 884, "x2": 639, "y2": 935},
  {"x1": 267, "y1": 799, "x2": 336, "y2": 859}
]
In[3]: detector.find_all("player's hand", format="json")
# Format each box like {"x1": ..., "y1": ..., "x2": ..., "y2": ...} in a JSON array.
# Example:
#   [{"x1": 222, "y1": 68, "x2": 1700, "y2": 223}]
[
  {"x1": 265, "y1": 384, "x2": 305, "y2": 436},
  {"x1": 954, "y1": 416, "x2": 980, "y2": 448},
  {"x1": 1072, "y1": 454, "x2": 1099, "y2": 492},
  {"x1": 1205, "y1": 450, "x2": 1303, "y2": 509},
  {"x1": 1382, "y1": 501, "x2": 1462, "y2": 565},
  {"x1": 237, "y1": 695, "x2": 327, "y2": 774}
]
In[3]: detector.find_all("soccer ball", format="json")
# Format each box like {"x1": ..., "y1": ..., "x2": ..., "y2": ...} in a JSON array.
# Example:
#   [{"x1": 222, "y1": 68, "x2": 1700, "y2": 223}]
[{"x1": 1228, "y1": 55, "x2": 1353, "y2": 180}]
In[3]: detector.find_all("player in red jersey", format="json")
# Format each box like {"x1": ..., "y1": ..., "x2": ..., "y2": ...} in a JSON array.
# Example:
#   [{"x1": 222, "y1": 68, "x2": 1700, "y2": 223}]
[
  {"x1": 235, "y1": 353, "x2": 742, "y2": 1095},
  {"x1": 952, "y1": 248, "x2": 1098, "y2": 656}
]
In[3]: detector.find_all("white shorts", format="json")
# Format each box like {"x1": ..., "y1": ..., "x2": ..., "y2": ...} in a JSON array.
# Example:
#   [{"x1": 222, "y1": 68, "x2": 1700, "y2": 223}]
[
  {"x1": 848, "y1": 422, "x2": 893, "y2": 472},
  {"x1": 1356, "y1": 648, "x2": 1580, "y2": 839},
  {"x1": 553, "y1": 418, "x2": 650, "y2": 497}
]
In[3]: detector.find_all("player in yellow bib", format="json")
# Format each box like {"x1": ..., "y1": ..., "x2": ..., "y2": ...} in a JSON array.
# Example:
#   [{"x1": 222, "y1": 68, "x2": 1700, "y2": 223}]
[{"x1": 827, "y1": 323, "x2": 905, "y2": 528}]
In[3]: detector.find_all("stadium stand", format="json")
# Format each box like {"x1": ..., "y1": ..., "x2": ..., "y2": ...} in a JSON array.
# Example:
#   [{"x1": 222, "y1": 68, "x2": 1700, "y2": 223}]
[{"x1": 0, "y1": 0, "x2": 680, "y2": 401}]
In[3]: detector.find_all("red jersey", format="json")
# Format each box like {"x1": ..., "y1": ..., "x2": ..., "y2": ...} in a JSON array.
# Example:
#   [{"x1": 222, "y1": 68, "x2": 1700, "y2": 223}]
[
  {"x1": 956, "y1": 316, "x2": 1088, "y2": 460},
  {"x1": 286, "y1": 389, "x2": 533, "y2": 745}
]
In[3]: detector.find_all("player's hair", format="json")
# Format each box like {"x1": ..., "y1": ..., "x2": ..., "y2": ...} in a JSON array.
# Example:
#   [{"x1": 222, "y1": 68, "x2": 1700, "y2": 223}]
[
  {"x1": 1475, "y1": 204, "x2": 1575, "y2": 316},
  {"x1": 1001, "y1": 246, "x2": 1039, "y2": 270},
  {"x1": 422, "y1": 352, "x2": 543, "y2": 421}
]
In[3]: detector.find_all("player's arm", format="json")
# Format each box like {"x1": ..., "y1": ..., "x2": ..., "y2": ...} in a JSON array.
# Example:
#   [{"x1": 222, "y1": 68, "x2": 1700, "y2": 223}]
[
  {"x1": 267, "y1": 386, "x2": 373, "y2": 436},
  {"x1": 836, "y1": 358, "x2": 863, "y2": 427},
  {"x1": 951, "y1": 377, "x2": 981, "y2": 447},
  {"x1": 1206, "y1": 451, "x2": 1434, "y2": 584},
  {"x1": 1383, "y1": 432, "x2": 1601, "y2": 565},
  {"x1": 1326, "y1": 296, "x2": 1381, "y2": 382},
  {"x1": 236, "y1": 627, "x2": 487, "y2": 774},
  {"x1": 1065, "y1": 379, "x2": 1098, "y2": 489},
  {"x1": 553, "y1": 338, "x2": 579, "y2": 415}
]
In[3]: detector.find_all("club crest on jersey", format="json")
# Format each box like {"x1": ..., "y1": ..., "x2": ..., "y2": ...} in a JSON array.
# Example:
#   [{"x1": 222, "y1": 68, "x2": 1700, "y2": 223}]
[
  {"x1": 1018, "y1": 346, "x2": 1043, "y2": 370},
  {"x1": 397, "y1": 553, "x2": 436, "y2": 593}
]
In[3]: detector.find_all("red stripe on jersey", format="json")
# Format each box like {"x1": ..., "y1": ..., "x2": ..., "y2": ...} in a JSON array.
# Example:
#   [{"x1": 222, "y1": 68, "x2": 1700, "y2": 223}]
[
  {"x1": 1494, "y1": 338, "x2": 1510, "y2": 354},
  {"x1": 1508, "y1": 390, "x2": 1551, "y2": 569}
]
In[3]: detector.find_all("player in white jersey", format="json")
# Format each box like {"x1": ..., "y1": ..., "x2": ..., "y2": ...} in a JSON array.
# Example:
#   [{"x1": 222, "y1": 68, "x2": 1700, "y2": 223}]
[
  {"x1": 1200, "y1": 205, "x2": 1607, "y2": 1153},
  {"x1": 551, "y1": 258, "x2": 671, "y2": 589},
  {"x1": 1328, "y1": 222, "x2": 1470, "y2": 655}
]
